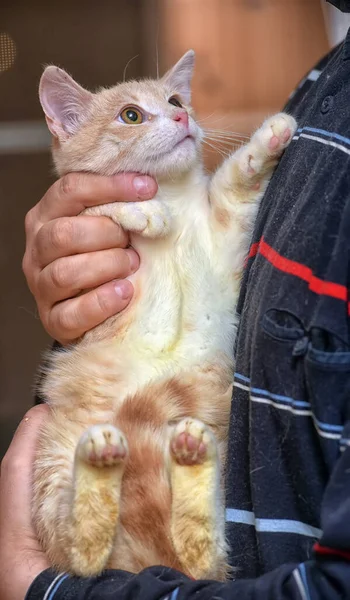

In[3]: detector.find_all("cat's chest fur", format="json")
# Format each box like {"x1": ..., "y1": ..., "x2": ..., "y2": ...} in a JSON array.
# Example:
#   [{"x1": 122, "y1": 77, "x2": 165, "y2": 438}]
[{"x1": 119, "y1": 185, "x2": 237, "y2": 368}]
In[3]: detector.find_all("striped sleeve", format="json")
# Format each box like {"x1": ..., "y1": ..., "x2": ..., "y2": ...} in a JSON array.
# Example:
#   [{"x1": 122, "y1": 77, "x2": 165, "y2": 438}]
[{"x1": 24, "y1": 554, "x2": 350, "y2": 600}]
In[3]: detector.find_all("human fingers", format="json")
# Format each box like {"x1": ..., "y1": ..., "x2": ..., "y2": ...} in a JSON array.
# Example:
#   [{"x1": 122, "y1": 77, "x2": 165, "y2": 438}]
[
  {"x1": 31, "y1": 172, "x2": 158, "y2": 226},
  {"x1": 37, "y1": 247, "x2": 138, "y2": 304},
  {"x1": 44, "y1": 278, "x2": 135, "y2": 343},
  {"x1": 34, "y1": 215, "x2": 130, "y2": 267}
]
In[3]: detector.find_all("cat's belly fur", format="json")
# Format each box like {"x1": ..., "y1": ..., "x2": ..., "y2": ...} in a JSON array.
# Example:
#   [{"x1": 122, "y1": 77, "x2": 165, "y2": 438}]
[
  {"x1": 44, "y1": 227, "x2": 237, "y2": 406},
  {"x1": 113, "y1": 229, "x2": 235, "y2": 375},
  {"x1": 128, "y1": 242, "x2": 236, "y2": 359}
]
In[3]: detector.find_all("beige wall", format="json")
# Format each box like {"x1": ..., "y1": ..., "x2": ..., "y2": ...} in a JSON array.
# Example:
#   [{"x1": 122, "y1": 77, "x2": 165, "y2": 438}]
[{"x1": 159, "y1": 0, "x2": 329, "y2": 168}]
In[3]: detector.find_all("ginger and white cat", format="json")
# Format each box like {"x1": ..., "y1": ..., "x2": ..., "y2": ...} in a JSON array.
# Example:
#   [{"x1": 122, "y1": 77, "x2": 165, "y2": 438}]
[{"x1": 33, "y1": 50, "x2": 296, "y2": 580}]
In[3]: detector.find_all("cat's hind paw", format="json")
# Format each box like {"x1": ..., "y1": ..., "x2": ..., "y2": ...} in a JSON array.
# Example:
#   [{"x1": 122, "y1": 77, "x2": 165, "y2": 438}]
[
  {"x1": 170, "y1": 418, "x2": 216, "y2": 466},
  {"x1": 76, "y1": 424, "x2": 128, "y2": 468}
]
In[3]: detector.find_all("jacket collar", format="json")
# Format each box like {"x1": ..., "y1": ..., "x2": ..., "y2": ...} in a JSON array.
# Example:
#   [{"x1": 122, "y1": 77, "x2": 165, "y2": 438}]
[{"x1": 327, "y1": 0, "x2": 350, "y2": 12}]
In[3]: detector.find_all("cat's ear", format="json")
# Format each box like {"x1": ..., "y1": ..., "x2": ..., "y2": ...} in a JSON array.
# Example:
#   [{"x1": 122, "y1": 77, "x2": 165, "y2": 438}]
[
  {"x1": 39, "y1": 66, "x2": 93, "y2": 139},
  {"x1": 162, "y1": 50, "x2": 195, "y2": 105}
]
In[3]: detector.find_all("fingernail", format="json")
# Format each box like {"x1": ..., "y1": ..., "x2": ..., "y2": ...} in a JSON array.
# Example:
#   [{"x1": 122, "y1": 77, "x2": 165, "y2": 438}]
[
  {"x1": 114, "y1": 280, "x2": 132, "y2": 300},
  {"x1": 133, "y1": 176, "x2": 156, "y2": 199},
  {"x1": 126, "y1": 248, "x2": 139, "y2": 273}
]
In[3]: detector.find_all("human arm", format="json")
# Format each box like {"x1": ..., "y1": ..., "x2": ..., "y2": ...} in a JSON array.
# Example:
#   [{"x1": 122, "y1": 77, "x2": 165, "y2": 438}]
[{"x1": 22, "y1": 172, "x2": 157, "y2": 344}]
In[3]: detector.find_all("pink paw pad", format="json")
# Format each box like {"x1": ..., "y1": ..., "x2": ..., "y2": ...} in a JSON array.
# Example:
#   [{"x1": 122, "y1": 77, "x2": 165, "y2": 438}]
[
  {"x1": 268, "y1": 135, "x2": 280, "y2": 151},
  {"x1": 88, "y1": 443, "x2": 126, "y2": 465},
  {"x1": 77, "y1": 424, "x2": 128, "y2": 468},
  {"x1": 268, "y1": 127, "x2": 291, "y2": 152},
  {"x1": 170, "y1": 418, "x2": 215, "y2": 466},
  {"x1": 281, "y1": 127, "x2": 292, "y2": 144}
]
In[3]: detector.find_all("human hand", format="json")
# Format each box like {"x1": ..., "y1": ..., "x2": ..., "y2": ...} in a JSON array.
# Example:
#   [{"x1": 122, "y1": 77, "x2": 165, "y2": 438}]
[
  {"x1": 23, "y1": 172, "x2": 157, "y2": 344},
  {"x1": 0, "y1": 405, "x2": 50, "y2": 600}
]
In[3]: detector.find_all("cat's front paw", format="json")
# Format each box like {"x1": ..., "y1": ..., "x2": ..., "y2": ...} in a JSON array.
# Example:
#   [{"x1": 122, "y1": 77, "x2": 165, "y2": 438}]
[
  {"x1": 142, "y1": 212, "x2": 171, "y2": 238},
  {"x1": 129, "y1": 201, "x2": 171, "y2": 238},
  {"x1": 82, "y1": 201, "x2": 171, "y2": 238},
  {"x1": 116, "y1": 205, "x2": 149, "y2": 233},
  {"x1": 76, "y1": 424, "x2": 128, "y2": 467},
  {"x1": 239, "y1": 113, "x2": 297, "y2": 179},
  {"x1": 253, "y1": 113, "x2": 297, "y2": 157},
  {"x1": 116, "y1": 202, "x2": 171, "y2": 238},
  {"x1": 170, "y1": 418, "x2": 216, "y2": 466}
]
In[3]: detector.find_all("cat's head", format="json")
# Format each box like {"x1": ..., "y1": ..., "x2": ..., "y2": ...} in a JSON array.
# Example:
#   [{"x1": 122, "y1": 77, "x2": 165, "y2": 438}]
[{"x1": 39, "y1": 50, "x2": 203, "y2": 179}]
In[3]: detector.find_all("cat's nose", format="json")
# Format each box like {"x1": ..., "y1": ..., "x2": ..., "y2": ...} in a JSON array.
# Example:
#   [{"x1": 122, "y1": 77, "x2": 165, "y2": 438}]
[{"x1": 173, "y1": 110, "x2": 189, "y2": 128}]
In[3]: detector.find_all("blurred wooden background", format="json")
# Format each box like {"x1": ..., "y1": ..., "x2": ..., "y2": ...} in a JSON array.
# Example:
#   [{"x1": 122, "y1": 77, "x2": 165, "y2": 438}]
[
  {"x1": 0, "y1": 0, "x2": 330, "y2": 457},
  {"x1": 158, "y1": 0, "x2": 329, "y2": 168}
]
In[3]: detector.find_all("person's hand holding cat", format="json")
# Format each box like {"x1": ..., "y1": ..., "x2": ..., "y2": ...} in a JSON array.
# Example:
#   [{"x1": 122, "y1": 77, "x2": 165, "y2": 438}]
[
  {"x1": 23, "y1": 172, "x2": 157, "y2": 344},
  {"x1": 0, "y1": 405, "x2": 50, "y2": 600}
]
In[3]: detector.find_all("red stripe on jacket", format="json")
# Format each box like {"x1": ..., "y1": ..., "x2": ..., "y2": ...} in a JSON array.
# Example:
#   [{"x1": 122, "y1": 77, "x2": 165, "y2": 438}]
[
  {"x1": 314, "y1": 542, "x2": 350, "y2": 562},
  {"x1": 246, "y1": 237, "x2": 349, "y2": 313}
]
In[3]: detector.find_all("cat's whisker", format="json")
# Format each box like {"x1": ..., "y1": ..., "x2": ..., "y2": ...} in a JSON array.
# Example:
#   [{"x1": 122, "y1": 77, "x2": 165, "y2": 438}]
[
  {"x1": 202, "y1": 139, "x2": 230, "y2": 159},
  {"x1": 205, "y1": 127, "x2": 250, "y2": 137},
  {"x1": 205, "y1": 125, "x2": 249, "y2": 132},
  {"x1": 205, "y1": 142, "x2": 242, "y2": 153},
  {"x1": 204, "y1": 134, "x2": 243, "y2": 146},
  {"x1": 204, "y1": 142, "x2": 238, "y2": 153},
  {"x1": 204, "y1": 128, "x2": 250, "y2": 140},
  {"x1": 205, "y1": 134, "x2": 248, "y2": 143},
  {"x1": 206, "y1": 138, "x2": 246, "y2": 146},
  {"x1": 155, "y1": 28, "x2": 160, "y2": 79},
  {"x1": 204, "y1": 135, "x2": 245, "y2": 149},
  {"x1": 209, "y1": 137, "x2": 248, "y2": 144},
  {"x1": 196, "y1": 114, "x2": 231, "y2": 126},
  {"x1": 123, "y1": 54, "x2": 140, "y2": 82},
  {"x1": 204, "y1": 124, "x2": 251, "y2": 134},
  {"x1": 196, "y1": 112, "x2": 220, "y2": 125}
]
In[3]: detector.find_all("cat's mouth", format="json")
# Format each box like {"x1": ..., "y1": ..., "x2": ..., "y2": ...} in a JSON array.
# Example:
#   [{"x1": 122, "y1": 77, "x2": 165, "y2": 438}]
[
  {"x1": 153, "y1": 134, "x2": 196, "y2": 159},
  {"x1": 173, "y1": 134, "x2": 195, "y2": 149}
]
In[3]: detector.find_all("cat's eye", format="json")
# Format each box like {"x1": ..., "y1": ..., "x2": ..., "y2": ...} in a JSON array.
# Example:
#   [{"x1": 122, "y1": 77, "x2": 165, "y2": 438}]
[
  {"x1": 168, "y1": 96, "x2": 182, "y2": 108},
  {"x1": 119, "y1": 106, "x2": 144, "y2": 125}
]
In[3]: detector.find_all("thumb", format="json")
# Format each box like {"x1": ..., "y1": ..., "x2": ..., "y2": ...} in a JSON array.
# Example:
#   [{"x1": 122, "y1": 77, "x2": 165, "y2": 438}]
[
  {"x1": 0, "y1": 405, "x2": 49, "y2": 534},
  {"x1": 0, "y1": 405, "x2": 50, "y2": 600}
]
